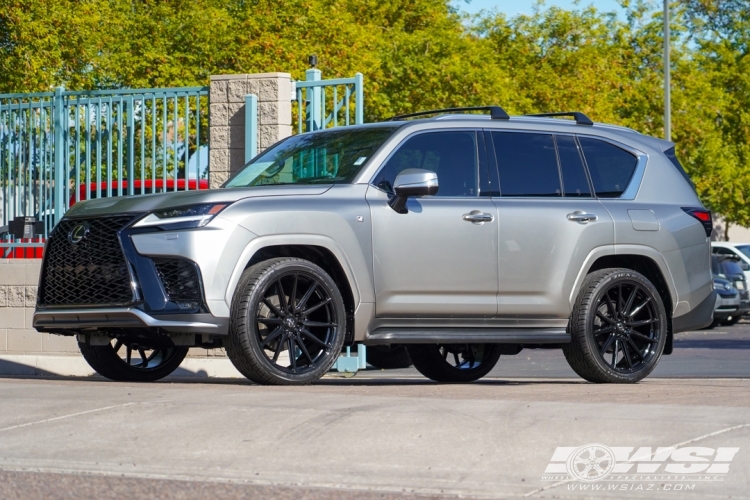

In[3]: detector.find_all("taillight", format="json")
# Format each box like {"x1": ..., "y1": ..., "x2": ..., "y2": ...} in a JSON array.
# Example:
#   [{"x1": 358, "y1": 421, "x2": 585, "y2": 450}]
[{"x1": 682, "y1": 207, "x2": 712, "y2": 237}]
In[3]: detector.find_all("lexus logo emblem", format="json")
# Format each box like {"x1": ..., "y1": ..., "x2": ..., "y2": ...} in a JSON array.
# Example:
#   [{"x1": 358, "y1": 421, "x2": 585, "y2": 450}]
[{"x1": 68, "y1": 223, "x2": 90, "y2": 244}]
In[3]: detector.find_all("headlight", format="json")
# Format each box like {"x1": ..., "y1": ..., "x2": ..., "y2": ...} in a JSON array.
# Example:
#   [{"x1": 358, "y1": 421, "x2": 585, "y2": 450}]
[{"x1": 134, "y1": 203, "x2": 230, "y2": 229}]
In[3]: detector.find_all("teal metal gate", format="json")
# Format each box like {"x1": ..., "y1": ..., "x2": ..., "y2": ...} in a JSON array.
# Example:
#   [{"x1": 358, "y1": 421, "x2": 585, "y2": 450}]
[
  {"x1": 0, "y1": 86, "x2": 208, "y2": 257},
  {"x1": 245, "y1": 70, "x2": 364, "y2": 163},
  {"x1": 295, "y1": 69, "x2": 364, "y2": 133}
]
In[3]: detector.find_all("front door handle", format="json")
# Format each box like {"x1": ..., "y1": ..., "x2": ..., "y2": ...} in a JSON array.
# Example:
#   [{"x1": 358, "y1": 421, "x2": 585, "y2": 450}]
[
  {"x1": 463, "y1": 211, "x2": 494, "y2": 224},
  {"x1": 567, "y1": 211, "x2": 598, "y2": 223}
]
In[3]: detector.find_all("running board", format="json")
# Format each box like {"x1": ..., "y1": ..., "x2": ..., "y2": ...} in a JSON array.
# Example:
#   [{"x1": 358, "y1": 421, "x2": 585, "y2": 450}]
[{"x1": 365, "y1": 328, "x2": 570, "y2": 345}]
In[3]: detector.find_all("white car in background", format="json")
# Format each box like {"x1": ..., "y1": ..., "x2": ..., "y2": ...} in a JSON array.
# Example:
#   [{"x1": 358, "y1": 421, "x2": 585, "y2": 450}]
[{"x1": 712, "y1": 242, "x2": 750, "y2": 281}]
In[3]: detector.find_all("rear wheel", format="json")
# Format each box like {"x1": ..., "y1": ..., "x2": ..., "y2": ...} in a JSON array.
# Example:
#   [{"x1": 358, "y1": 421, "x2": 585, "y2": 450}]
[
  {"x1": 79, "y1": 338, "x2": 188, "y2": 382},
  {"x1": 366, "y1": 344, "x2": 412, "y2": 369},
  {"x1": 226, "y1": 258, "x2": 347, "y2": 385},
  {"x1": 563, "y1": 268, "x2": 667, "y2": 383},
  {"x1": 406, "y1": 343, "x2": 501, "y2": 383}
]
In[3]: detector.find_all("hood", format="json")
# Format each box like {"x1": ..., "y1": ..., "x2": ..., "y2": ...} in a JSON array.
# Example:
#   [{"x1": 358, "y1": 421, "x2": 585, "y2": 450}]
[{"x1": 64, "y1": 185, "x2": 333, "y2": 218}]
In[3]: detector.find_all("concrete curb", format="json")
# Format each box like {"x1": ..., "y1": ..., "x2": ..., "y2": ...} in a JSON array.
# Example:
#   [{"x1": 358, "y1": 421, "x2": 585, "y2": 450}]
[{"x1": 0, "y1": 355, "x2": 244, "y2": 378}]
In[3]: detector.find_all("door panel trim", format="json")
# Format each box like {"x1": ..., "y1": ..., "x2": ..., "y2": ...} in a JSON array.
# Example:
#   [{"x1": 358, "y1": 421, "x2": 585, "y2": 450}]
[{"x1": 365, "y1": 327, "x2": 569, "y2": 344}]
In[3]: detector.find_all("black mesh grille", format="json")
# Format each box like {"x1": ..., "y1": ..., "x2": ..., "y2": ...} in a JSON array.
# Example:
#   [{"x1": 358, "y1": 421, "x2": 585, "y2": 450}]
[
  {"x1": 38, "y1": 216, "x2": 136, "y2": 306},
  {"x1": 153, "y1": 258, "x2": 202, "y2": 302}
]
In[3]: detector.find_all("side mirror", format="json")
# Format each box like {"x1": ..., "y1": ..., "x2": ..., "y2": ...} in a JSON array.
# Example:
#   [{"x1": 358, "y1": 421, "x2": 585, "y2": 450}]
[
  {"x1": 388, "y1": 169, "x2": 439, "y2": 214},
  {"x1": 742, "y1": 262, "x2": 750, "y2": 271}
]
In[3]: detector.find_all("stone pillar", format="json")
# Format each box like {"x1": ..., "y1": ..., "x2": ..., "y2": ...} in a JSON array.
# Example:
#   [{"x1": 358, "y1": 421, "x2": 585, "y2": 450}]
[
  {"x1": 208, "y1": 73, "x2": 292, "y2": 188},
  {"x1": 0, "y1": 259, "x2": 79, "y2": 358}
]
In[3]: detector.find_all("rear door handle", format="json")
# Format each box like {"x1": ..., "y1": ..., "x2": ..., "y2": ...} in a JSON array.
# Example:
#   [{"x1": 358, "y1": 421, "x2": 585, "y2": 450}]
[
  {"x1": 463, "y1": 211, "x2": 494, "y2": 224},
  {"x1": 567, "y1": 211, "x2": 597, "y2": 223}
]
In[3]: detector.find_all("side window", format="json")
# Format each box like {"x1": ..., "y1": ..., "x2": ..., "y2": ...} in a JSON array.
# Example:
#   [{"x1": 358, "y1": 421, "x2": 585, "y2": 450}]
[
  {"x1": 372, "y1": 131, "x2": 478, "y2": 197},
  {"x1": 713, "y1": 247, "x2": 735, "y2": 256},
  {"x1": 492, "y1": 132, "x2": 561, "y2": 197},
  {"x1": 556, "y1": 135, "x2": 591, "y2": 197},
  {"x1": 578, "y1": 137, "x2": 637, "y2": 197}
]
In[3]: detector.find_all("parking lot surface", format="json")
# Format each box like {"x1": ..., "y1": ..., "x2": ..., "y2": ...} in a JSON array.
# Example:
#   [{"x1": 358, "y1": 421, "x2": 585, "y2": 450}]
[{"x1": 0, "y1": 326, "x2": 748, "y2": 500}]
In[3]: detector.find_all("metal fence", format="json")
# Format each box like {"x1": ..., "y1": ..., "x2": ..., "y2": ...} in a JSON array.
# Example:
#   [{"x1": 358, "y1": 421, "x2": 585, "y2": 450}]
[
  {"x1": 293, "y1": 70, "x2": 364, "y2": 133},
  {"x1": 0, "y1": 86, "x2": 209, "y2": 257}
]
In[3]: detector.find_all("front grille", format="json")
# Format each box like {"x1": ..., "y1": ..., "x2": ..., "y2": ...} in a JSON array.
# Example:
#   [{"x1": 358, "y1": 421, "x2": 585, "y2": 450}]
[
  {"x1": 38, "y1": 216, "x2": 136, "y2": 306},
  {"x1": 152, "y1": 258, "x2": 202, "y2": 302}
]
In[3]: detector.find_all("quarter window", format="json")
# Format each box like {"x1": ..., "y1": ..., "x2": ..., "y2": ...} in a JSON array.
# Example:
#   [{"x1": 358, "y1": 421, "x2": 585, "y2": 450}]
[
  {"x1": 372, "y1": 131, "x2": 478, "y2": 197},
  {"x1": 578, "y1": 137, "x2": 638, "y2": 197},
  {"x1": 492, "y1": 132, "x2": 561, "y2": 197}
]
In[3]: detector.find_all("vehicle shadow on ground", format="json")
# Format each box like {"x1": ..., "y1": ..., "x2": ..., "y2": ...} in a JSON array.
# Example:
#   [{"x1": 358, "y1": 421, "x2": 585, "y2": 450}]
[
  {"x1": 674, "y1": 339, "x2": 750, "y2": 349},
  {"x1": 0, "y1": 369, "x2": 588, "y2": 387}
]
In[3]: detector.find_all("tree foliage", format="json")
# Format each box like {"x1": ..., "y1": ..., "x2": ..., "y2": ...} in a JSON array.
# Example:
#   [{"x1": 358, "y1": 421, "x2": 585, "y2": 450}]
[{"x1": 0, "y1": 0, "x2": 748, "y2": 228}]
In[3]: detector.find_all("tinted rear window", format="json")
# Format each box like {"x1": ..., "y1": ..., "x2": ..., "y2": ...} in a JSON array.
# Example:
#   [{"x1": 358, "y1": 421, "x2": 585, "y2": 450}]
[
  {"x1": 578, "y1": 137, "x2": 637, "y2": 197},
  {"x1": 492, "y1": 132, "x2": 561, "y2": 197},
  {"x1": 556, "y1": 135, "x2": 591, "y2": 197}
]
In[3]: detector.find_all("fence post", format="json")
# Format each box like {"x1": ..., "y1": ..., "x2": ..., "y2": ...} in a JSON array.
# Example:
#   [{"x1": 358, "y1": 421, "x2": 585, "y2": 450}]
[
  {"x1": 126, "y1": 95, "x2": 135, "y2": 195},
  {"x1": 53, "y1": 86, "x2": 65, "y2": 226},
  {"x1": 245, "y1": 94, "x2": 258, "y2": 163},
  {"x1": 354, "y1": 73, "x2": 364, "y2": 125},
  {"x1": 305, "y1": 68, "x2": 322, "y2": 131}
]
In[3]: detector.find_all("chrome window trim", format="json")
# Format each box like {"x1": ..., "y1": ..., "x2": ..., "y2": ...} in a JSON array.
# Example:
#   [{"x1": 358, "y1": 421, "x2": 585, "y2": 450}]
[
  {"x1": 575, "y1": 132, "x2": 648, "y2": 201},
  {"x1": 483, "y1": 128, "x2": 648, "y2": 201}
]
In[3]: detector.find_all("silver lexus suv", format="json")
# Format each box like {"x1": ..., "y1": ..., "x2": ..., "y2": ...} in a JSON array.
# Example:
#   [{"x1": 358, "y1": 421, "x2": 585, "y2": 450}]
[{"x1": 33, "y1": 106, "x2": 715, "y2": 385}]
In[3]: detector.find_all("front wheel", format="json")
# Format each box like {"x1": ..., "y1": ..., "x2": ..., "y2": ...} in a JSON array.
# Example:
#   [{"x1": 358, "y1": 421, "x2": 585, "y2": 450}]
[
  {"x1": 225, "y1": 257, "x2": 347, "y2": 385},
  {"x1": 79, "y1": 339, "x2": 188, "y2": 382},
  {"x1": 406, "y1": 343, "x2": 501, "y2": 383},
  {"x1": 563, "y1": 268, "x2": 667, "y2": 383}
]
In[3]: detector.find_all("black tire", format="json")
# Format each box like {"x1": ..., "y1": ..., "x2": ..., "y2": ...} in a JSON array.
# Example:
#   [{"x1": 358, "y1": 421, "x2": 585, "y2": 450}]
[
  {"x1": 225, "y1": 257, "x2": 346, "y2": 385},
  {"x1": 406, "y1": 343, "x2": 501, "y2": 383},
  {"x1": 563, "y1": 268, "x2": 667, "y2": 383},
  {"x1": 79, "y1": 340, "x2": 189, "y2": 382},
  {"x1": 366, "y1": 344, "x2": 412, "y2": 369}
]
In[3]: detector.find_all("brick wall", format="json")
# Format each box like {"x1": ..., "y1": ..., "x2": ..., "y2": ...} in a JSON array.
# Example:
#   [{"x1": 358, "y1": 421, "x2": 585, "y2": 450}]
[
  {"x1": 0, "y1": 259, "x2": 224, "y2": 361},
  {"x1": 0, "y1": 259, "x2": 79, "y2": 355}
]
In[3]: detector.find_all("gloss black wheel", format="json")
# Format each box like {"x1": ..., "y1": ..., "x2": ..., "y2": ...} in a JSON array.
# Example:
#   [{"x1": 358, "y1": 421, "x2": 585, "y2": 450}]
[
  {"x1": 564, "y1": 268, "x2": 667, "y2": 383},
  {"x1": 406, "y1": 343, "x2": 501, "y2": 382},
  {"x1": 79, "y1": 338, "x2": 189, "y2": 382},
  {"x1": 226, "y1": 258, "x2": 346, "y2": 385}
]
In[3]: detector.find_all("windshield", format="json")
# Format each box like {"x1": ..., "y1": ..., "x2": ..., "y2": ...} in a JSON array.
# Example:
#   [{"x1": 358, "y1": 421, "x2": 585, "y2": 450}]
[{"x1": 224, "y1": 126, "x2": 399, "y2": 188}]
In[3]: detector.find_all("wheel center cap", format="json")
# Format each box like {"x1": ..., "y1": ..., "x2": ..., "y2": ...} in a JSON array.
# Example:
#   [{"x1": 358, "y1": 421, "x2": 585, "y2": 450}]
[{"x1": 284, "y1": 317, "x2": 296, "y2": 329}]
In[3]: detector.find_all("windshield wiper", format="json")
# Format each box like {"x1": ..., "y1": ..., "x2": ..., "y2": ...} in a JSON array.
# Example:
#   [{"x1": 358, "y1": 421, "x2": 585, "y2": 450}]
[{"x1": 302, "y1": 176, "x2": 344, "y2": 184}]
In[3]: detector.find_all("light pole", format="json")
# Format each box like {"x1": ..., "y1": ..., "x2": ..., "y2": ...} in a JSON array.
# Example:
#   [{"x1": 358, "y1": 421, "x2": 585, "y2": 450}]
[{"x1": 663, "y1": 0, "x2": 671, "y2": 141}]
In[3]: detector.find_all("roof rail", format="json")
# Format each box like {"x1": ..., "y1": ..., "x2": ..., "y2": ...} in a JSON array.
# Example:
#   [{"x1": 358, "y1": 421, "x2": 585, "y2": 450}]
[
  {"x1": 388, "y1": 106, "x2": 510, "y2": 121},
  {"x1": 525, "y1": 112, "x2": 594, "y2": 126}
]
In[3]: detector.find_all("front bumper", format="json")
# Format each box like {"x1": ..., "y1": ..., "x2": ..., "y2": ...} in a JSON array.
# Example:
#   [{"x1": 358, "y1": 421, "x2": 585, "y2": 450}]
[{"x1": 33, "y1": 307, "x2": 228, "y2": 335}]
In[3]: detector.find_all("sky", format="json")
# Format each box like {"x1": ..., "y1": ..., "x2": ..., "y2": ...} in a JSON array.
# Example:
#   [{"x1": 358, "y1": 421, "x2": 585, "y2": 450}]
[{"x1": 454, "y1": 0, "x2": 624, "y2": 16}]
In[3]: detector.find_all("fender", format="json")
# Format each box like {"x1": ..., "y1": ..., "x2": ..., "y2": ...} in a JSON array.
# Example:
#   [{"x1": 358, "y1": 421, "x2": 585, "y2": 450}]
[
  {"x1": 224, "y1": 234, "x2": 367, "y2": 310},
  {"x1": 568, "y1": 244, "x2": 679, "y2": 313}
]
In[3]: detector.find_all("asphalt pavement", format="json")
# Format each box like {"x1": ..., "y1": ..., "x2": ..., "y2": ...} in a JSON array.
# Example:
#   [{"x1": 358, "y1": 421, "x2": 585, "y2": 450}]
[{"x1": 0, "y1": 323, "x2": 748, "y2": 500}]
